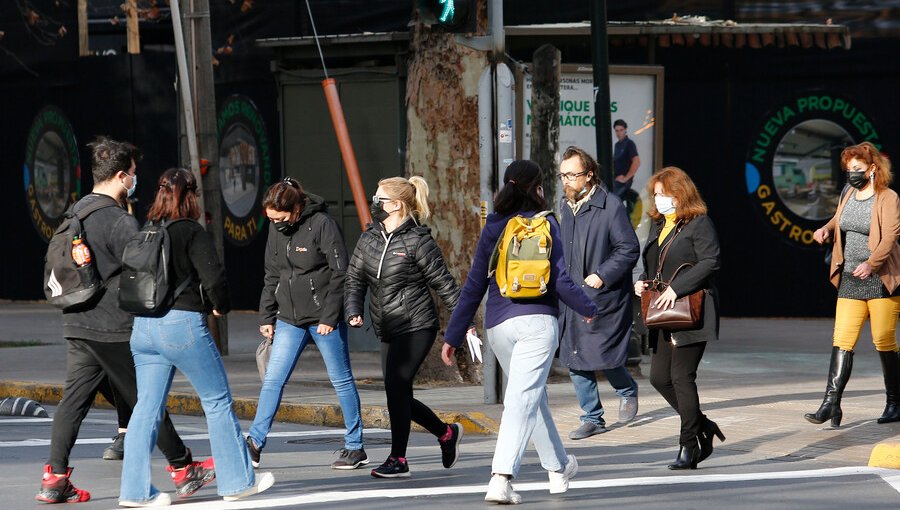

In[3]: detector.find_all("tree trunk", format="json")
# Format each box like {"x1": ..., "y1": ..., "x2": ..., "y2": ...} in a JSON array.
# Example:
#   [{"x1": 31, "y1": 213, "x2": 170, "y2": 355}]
[
  {"x1": 405, "y1": 22, "x2": 488, "y2": 384},
  {"x1": 530, "y1": 44, "x2": 561, "y2": 212}
]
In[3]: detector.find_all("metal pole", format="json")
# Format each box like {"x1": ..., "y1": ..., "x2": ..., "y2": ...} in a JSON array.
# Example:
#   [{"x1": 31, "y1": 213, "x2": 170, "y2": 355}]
[
  {"x1": 590, "y1": 0, "x2": 614, "y2": 189},
  {"x1": 169, "y1": 0, "x2": 205, "y2": 218}
]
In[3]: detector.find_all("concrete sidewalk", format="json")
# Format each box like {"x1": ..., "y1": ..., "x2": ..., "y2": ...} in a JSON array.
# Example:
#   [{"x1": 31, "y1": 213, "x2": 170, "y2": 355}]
[{"x1": 1, "y1": 302, "x2": 899, "y2": 467}]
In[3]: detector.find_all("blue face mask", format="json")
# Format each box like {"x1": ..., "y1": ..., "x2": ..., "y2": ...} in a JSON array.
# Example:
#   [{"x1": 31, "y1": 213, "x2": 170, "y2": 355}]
[{"x1": 123, "y1": 174, "x2": 137, "y2": 198}]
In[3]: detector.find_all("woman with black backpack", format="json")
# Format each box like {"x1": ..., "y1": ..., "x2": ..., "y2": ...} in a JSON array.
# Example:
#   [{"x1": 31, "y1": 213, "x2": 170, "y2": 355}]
[
  {"x1": 441, "y1": 160, "x2": 598, "y2": 505},
  {"x1": 344, "y1": 176, "x2": 462, "y2": 479},
  {"x1": 119, "y1": 168, "x2": 274, "y2": 506}
]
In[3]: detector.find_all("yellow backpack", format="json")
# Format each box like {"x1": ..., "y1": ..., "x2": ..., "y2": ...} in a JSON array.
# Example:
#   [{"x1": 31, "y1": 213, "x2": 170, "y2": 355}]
[{"x1": 488, "y1": 211, "x2": 553, "y2": 299}]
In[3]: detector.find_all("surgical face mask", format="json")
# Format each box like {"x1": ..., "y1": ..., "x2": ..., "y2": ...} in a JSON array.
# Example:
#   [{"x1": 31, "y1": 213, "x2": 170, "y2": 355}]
[
  {"x1": 847, "y1": 171, "x2": 870, "y2": 190},
  {"x1": 123, "y1": 174, "x2": 137, "y2": 198},
  {"x1": 370, "y1": 201, "x2": 390, "y2": 223},
  {"x1": 655, "y1": 195, "x2": 676, "y2": 215}
]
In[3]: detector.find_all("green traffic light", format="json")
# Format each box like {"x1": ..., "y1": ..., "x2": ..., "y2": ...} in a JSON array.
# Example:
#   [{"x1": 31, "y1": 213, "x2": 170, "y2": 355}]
[{"x1": 439, "y1": 0, "x2": 455, "y2": 23}]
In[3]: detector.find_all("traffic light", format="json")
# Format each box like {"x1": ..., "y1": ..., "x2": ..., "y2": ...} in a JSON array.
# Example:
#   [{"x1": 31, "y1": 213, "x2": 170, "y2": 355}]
[{"x1": 419, "y1": 0, "x2": 476, "y2": 33}]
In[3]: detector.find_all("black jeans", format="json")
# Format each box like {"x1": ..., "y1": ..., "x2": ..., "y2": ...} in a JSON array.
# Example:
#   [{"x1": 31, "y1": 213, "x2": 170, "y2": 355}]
[
  {"x1": 649, "y1": 337, "x2": 707, "y2": 447},
  {"x1": 97, "y1": 377, "x2": 130, "y2": 430},
  {"x1": 380, "y1": 328, "x2": 447, "y2": 459},
  {"x1": 48, "y1": 339, "x2": 191, "y2": 473}
]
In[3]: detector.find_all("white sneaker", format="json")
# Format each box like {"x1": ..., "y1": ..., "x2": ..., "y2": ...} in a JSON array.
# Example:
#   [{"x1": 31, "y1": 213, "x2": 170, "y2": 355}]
[
  {"x1": 222, "y1": 472, "x2": 275, "y2": 501},
  {"x1": 484, "y1": 474, "x2": 522, "y2": 505},
  {"x1": 548, "y1": 454, "x2": 578, "y2": 494},
  {"x1": 119, "y1": 492, "x2": 172, "y2": 507}
]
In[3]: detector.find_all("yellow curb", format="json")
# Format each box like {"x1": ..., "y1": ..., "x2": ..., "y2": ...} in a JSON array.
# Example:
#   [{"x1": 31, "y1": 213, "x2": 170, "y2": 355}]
[
  {"x1": 868, "y1": 443, "x2": 900, "y2": 469},
  {"x1": 0, "y1": 380, "x2": 498, "y2": 436}
]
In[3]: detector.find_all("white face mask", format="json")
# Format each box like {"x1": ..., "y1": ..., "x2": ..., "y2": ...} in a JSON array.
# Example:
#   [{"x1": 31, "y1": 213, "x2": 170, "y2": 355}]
[{"x1": 655, "y1": 195, "x2": 676, "y2": 215}]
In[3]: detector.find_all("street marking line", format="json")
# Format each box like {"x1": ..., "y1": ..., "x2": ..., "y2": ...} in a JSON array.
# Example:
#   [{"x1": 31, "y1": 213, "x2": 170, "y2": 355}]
[
  {"x1": 107, "y1": 466, "x2": 898, "y2": 510},
  {"x1": 0, "y1": 418, "x2": 53, "y2": 424},
  {"x1": 0, "y1": 428, "x2": 390, "y2": 448}
]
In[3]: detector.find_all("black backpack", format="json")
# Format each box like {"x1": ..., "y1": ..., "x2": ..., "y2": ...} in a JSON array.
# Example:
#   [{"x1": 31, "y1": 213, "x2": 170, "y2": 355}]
[
  {"x1": 118, "y1": 219, "x2": 192, "y2": 314},
  {"x1": 43, "y1": 198, "x2": 118, "y2": 311}
]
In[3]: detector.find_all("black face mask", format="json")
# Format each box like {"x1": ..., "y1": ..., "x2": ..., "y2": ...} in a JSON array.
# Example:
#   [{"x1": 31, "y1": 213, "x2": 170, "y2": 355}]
[
  {"x1": 274, "y1": 221, "x2": 295, "y2": 234},
  {"x1": 370, "y1": 202, "x2": 391, "y2": 223},
  {"x1": 847, "y1": 171, "x2": 870, "y2": 190}
]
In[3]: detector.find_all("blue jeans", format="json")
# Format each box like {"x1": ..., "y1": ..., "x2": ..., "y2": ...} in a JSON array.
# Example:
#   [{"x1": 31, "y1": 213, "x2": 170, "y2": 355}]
[
  {"x1": 248, "y1": 320, "x2": 362, "y2": 450},
  {"x1": 487, "y1": 314, "x2": 568, "y2": 478},
  {"x1": 120, "y1": 310, "x2": 255, "y2": 502},
  {"x1": 569, "y1": 367, "x2": 638, "y2": 426}
]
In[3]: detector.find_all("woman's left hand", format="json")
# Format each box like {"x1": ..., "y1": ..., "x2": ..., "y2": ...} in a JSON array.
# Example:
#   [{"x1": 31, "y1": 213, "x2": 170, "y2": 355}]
[
  {"x1": 441, "y1": 343, "x2": 456, "y2": 366},
  {"x1": 852, "y1": 262, "x2": 873, "y2": 279},
  {"x1": 316, "y1": 323, "x2": 334, "y2": 335},
  {"x1": 654, "y1": 286, "x2": 678, "y2": 310}
]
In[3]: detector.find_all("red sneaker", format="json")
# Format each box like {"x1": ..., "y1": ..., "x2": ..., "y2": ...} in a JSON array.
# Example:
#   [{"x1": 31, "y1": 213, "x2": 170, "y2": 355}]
[
  {"x1": 167, "y1": 457, "x2": 216, "y2": 498},
  {"x1": 35, "y1": 465, "x2": 91, "y2": 503}
]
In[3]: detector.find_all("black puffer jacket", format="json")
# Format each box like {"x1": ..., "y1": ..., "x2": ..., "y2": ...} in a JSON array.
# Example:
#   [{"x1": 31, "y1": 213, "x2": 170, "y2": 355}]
[
  {"x1": 259, "y1": 194, "x2": 348, "y2": 328},
  {"x1": 344, "y1": 218, "x2": 460, "y2": 339}
]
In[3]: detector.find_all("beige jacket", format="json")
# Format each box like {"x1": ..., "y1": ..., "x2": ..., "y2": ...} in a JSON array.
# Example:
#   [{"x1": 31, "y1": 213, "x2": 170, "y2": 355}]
[{"x1": 823, "y1": 187, "x2": 900, "y2": 294}]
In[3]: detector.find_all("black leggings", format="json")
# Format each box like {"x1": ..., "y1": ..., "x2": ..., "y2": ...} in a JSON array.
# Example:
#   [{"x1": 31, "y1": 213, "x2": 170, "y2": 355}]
[
  {"x1": 649, "y1": 338, "x2": 707, "y2": 447},
  {"x1": 380, "y1": 329, "x2": 447, "y2": 459}
]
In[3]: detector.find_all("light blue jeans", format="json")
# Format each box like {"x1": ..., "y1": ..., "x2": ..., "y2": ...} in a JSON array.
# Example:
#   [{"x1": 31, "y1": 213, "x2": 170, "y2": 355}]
[
  {"x1": 120, "y1": 310, "x2": 256, "y2": 502},
  {"x1": 248, "y1": 320, "x2": 362, "y2": 450},
  {"x1": 487, "y1": 314, "x2": 568, "y2": 478},
  {"x1": 570, "y1": 366, "x2": 638, "y2": 426}
]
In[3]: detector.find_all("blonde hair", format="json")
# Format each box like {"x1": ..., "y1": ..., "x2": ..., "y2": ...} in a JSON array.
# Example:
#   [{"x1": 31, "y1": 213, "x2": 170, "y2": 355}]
[{"x1": 379, "y1": 176, "x2": 431, "y2": 221}]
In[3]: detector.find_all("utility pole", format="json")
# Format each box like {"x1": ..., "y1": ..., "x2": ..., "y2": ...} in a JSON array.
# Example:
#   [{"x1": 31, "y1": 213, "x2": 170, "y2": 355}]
[
  {"x1": 590, "y1": 0, "x2": 614, "y2": 188},
  {"x1": 173, "y1": 0, "x2": 229, "y2": 353}
]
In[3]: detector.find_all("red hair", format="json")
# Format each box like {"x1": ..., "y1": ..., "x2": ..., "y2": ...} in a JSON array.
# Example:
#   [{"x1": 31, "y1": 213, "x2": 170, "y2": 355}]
[
  {"x1": 840, "y1": 142, "x2": 893, "y2": 191},
  {"x1": 646, "y1": 166, "x2": 708, "y2": 222},
  {"x1": 147, "y1": 168, "x2": 200, "y2": 222}
]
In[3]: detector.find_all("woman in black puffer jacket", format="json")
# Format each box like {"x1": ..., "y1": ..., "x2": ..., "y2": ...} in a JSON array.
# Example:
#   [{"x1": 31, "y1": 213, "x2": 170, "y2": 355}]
[{"x1": 345, "y1": 176, "x2": 461, "y2": 479}]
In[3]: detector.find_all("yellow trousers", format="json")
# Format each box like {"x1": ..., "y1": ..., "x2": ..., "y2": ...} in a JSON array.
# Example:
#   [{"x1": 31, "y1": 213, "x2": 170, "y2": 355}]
[{"x1": 833, "y1": 296, "x2": 900, "y2": 352}]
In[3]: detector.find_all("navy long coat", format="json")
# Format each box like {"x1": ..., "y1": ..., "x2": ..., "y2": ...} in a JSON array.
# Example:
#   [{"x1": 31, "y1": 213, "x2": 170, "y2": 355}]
[{"x1": 558, "y1": 187, "x2": 640, "y2": 371}]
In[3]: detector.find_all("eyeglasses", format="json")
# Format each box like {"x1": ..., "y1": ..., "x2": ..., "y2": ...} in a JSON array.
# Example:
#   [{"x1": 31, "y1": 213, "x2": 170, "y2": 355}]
[
  {"x1": 372, "y1": 195, "x2": 394, "y2": 205},
  {"x1": 557, "y1": 171, "x2": 588, "y2": 182}
]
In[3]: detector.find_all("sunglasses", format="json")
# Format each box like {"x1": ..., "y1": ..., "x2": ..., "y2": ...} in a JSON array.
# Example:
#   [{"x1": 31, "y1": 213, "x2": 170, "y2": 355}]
[{"x1": 372, "y1": 195, "x2": 394, "y2": 205}]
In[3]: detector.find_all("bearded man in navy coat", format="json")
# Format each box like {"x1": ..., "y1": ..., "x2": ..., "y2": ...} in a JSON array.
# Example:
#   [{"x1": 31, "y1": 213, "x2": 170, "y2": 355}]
[{"x1": 557, "y1": 146, "x2": 641, "y2": 439}]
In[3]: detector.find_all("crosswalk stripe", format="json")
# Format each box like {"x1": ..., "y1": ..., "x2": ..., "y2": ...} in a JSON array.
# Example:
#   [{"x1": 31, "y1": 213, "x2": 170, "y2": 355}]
[{"x1": 98, "y1": 466, "x2": 900, "y2": 510}]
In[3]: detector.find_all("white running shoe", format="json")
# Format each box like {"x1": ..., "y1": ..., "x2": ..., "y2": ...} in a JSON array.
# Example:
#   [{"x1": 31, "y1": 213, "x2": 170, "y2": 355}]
[
  {"x1": 484, "y1": 474, "x2": 522, "y2": 505},
  {"x1": 548, "y1": 454, "x2": 578, "y2": 494},
  {"x1": 223, "y1": 472, "x2": 274, "y2": 501}
]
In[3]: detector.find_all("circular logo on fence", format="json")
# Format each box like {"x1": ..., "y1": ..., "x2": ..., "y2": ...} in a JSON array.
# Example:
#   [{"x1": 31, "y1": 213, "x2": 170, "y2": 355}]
[
  {"x1": 745, "y1": 93, "x2": 880, "y2": 248},
  {"x1": 23, "y1": 106, "x2": 80, "y2": 242},
  {"x1": 217, "y1": 95, "x2": 272, "y2": 246}
]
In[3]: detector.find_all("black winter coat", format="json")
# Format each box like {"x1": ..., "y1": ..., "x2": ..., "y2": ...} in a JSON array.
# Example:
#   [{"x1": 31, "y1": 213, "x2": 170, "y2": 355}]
[
  {"x1": 344, "y1": 218, "x2": 460, "y2": 339},
  {"x1": 640, "y1": 215, "x2": 721, "y2": 348},
  {"x1": 259, "y1": 194, "x2": 348, "y2": 328}
]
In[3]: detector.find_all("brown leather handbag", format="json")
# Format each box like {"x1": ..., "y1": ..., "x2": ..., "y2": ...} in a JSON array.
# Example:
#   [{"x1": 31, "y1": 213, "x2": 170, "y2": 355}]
[{"x1": 641, "y1": 225, "x2": 705, "y2": 331}]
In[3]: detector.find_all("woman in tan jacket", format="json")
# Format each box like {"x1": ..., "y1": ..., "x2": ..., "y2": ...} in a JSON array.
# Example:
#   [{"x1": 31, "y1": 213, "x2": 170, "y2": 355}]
[{"x1": 805, "y1": 142, "x2": 900, "y2": 427}]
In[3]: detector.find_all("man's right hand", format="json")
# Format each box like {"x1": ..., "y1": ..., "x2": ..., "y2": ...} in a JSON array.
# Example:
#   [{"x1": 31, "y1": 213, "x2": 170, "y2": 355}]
[
  {"x1": 634, "y1": 280, "x2": 649, "y2": 297},
  {"x1": 259, "y1": 324, "x2": 274, "y2": 339},
  {"x1": 348, "y1": 315, "x2": 363, "y2": 327}
]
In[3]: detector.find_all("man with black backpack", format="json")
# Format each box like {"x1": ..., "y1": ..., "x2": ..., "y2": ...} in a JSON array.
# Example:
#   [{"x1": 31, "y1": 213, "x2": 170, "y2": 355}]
[{"x1": 37, "y1": 137, "x2": 214, "y2": 504}]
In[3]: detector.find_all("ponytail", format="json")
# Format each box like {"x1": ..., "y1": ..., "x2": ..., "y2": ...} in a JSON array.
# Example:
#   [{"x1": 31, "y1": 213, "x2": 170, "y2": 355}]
[{"x1": 408, "y1": 175, "x2": 431, "y2": 221}]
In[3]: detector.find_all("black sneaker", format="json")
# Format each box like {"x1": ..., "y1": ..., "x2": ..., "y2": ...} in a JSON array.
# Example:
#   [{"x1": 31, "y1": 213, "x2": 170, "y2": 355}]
[
  {"x1": 102, "y1": 433, "x2": 125, "y2": 461},
  {"x1": 370, "y1": 457, "x2": 410, "y2": 478},
  {"x1": 331, "y1": 448, "x2": 369, "y2": 470},
  {"x1": 246, "y1": 436, "x2": 261, "y2": 468},
  {"x1": 439, "y1": 423, "x2": 463, "y2": 468}
]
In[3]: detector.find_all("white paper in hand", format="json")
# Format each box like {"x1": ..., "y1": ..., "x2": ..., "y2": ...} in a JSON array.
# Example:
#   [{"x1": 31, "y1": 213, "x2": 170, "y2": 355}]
[{"x1": 465, "y1": 331, "x2": 484, "y2": 364}]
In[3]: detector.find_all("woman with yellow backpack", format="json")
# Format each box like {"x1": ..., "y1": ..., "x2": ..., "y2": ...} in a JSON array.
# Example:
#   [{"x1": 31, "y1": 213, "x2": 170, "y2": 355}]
[{"x1": 441, "y1": 160, "x2": 598, "y2": 505}]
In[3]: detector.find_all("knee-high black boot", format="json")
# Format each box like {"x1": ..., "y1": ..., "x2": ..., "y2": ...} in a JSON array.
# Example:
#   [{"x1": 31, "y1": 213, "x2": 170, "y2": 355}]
[
  {"x1": 877, "y1": 350, "x2": 900, "y2": 424},
  {"x1": 804, "y1": 347, "x2": 853, "y2": 427}
]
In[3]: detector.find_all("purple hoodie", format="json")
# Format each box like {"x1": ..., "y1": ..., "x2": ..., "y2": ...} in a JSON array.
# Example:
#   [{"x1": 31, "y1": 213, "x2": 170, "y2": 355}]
[{"x1": 444, "y1": 211, "x2": 599, "y2": 348}]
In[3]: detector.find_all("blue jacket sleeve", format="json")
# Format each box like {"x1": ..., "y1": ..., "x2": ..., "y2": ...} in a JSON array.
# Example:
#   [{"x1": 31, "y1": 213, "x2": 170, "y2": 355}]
[
  {"x1": 549, "y1": 217, "x2": 599, "y2": 317},
  {"x1": 444, "y1": 227, "x2": 494, "y2": 348},
  {"x1": 594, "y1": 200, "x2": 640, "y2": 287}
]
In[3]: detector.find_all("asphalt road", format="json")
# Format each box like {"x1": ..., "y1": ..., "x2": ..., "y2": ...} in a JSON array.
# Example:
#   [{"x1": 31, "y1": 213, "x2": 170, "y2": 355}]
[{"x1": 3, "y1": 407, "x2": 899, "y2": 509}]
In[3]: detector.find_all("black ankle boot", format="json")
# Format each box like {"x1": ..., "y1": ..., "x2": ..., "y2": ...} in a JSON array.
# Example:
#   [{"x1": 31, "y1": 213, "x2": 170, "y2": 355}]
[
  {"x1": 804, "y1": 347, "x2": 853, "y2": 427},
  {"x1": 668, "y1": 438, "x2": 700, "y2": 470},
  {"x1": 877, "y1": 350, "x2": 900, "y2": 424},
  {"x1": 698, "y1": 419, "x2": 726, "y2": 463}
]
